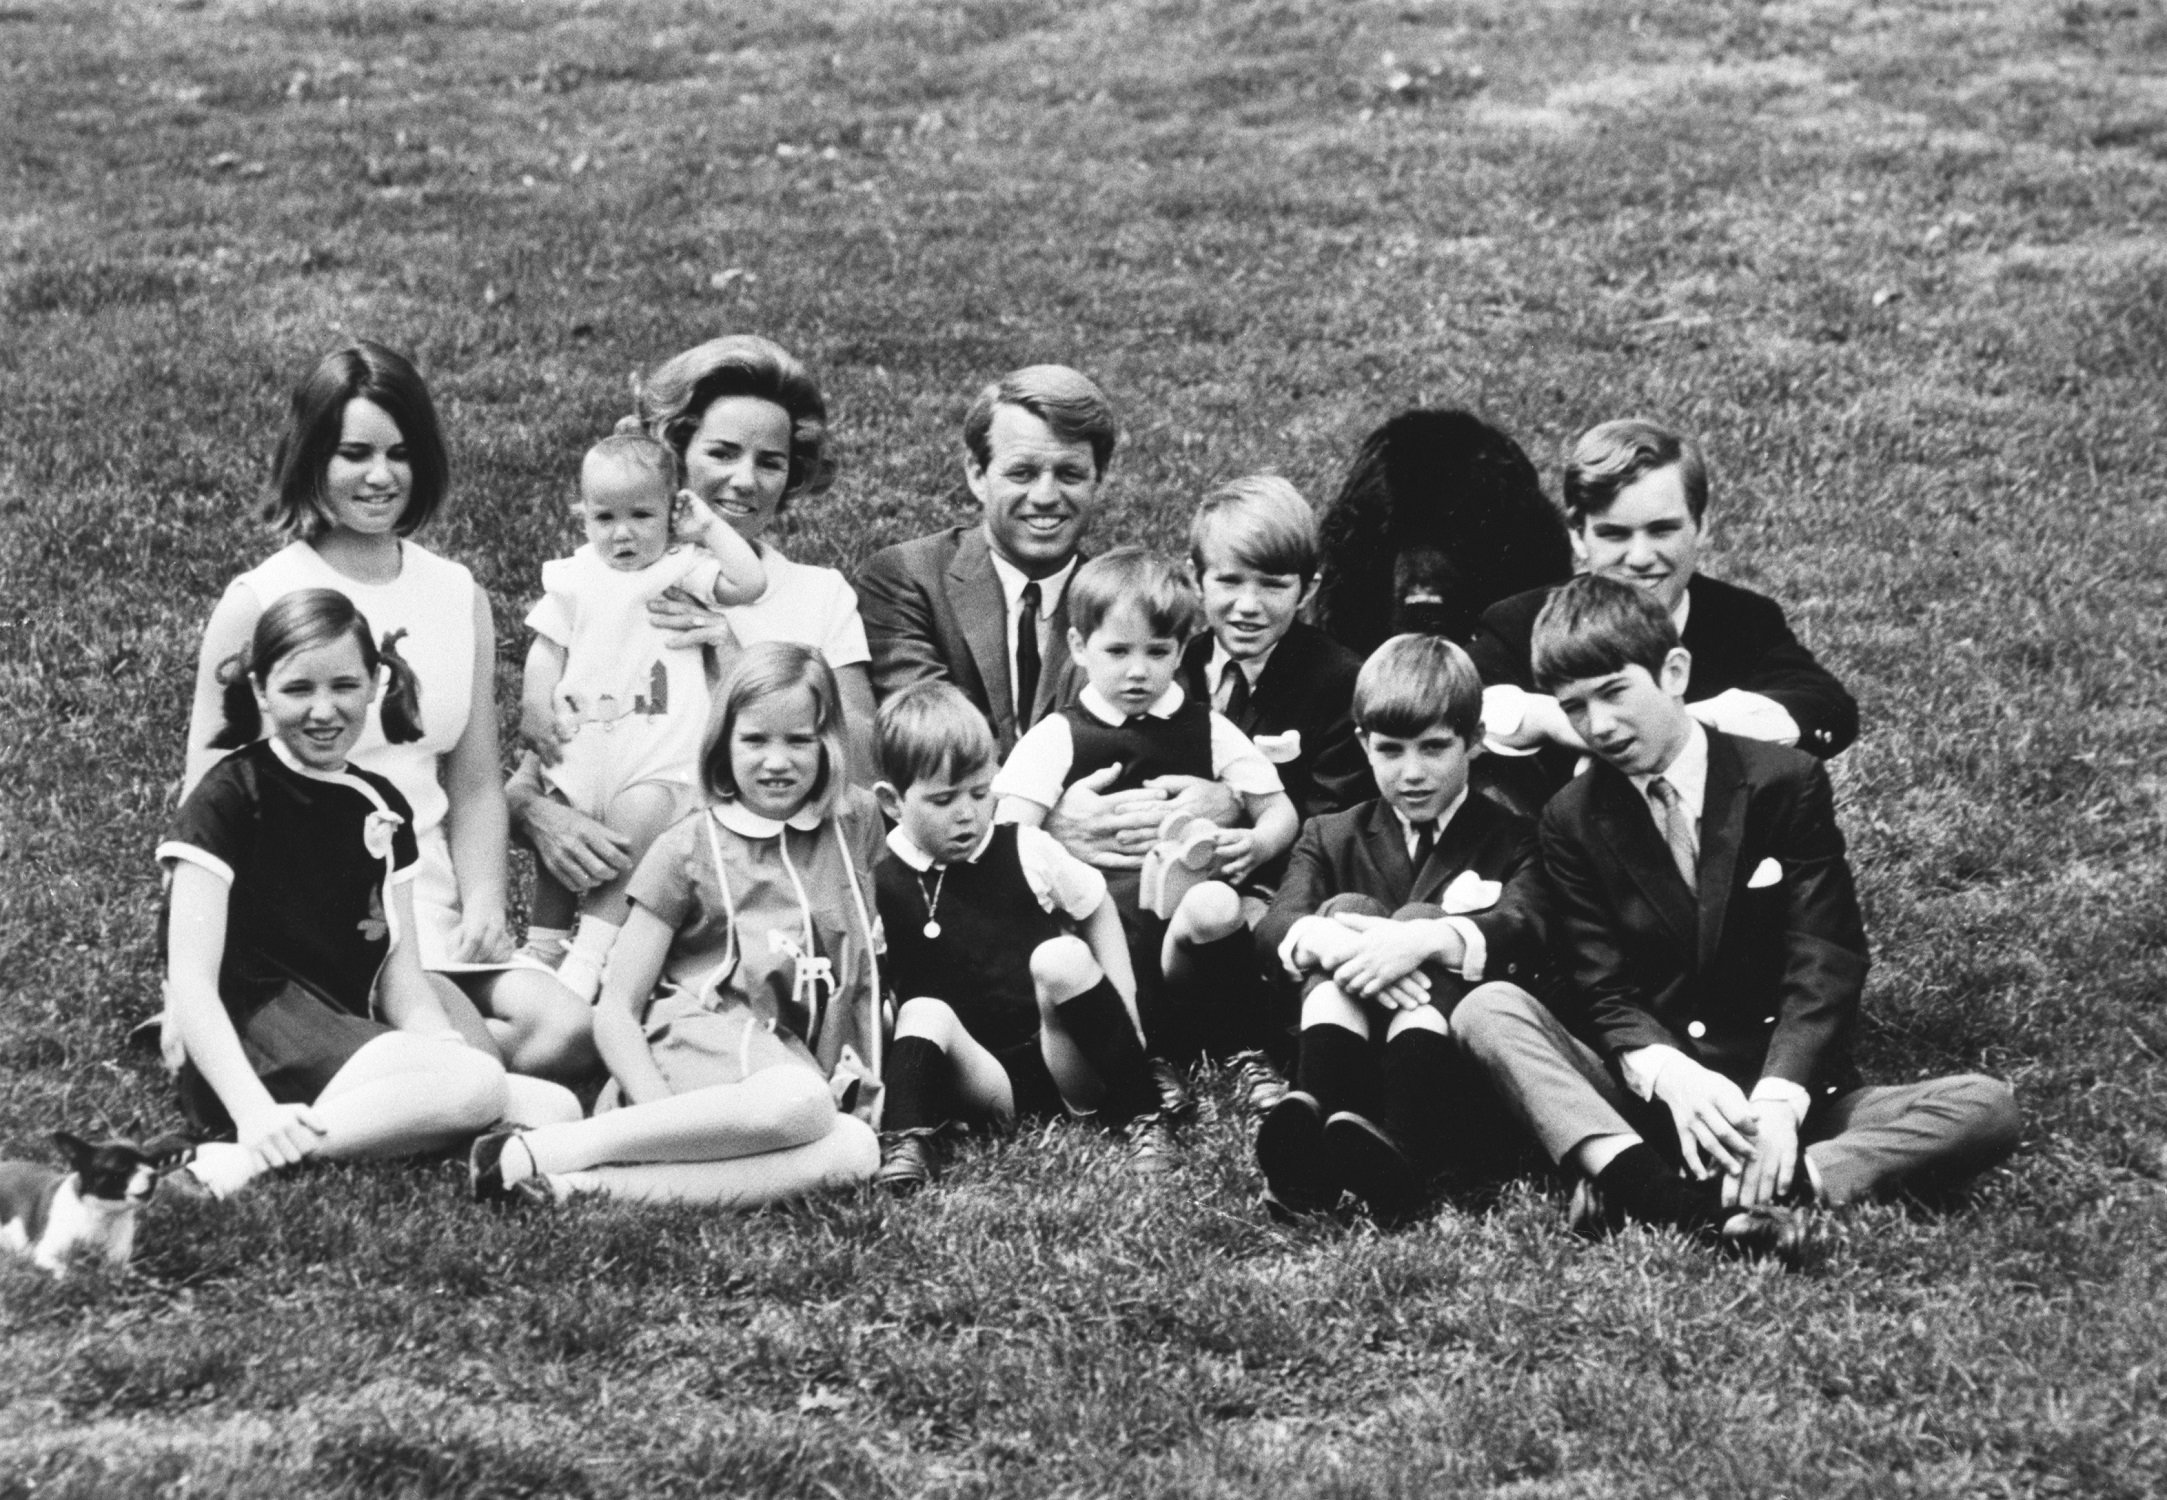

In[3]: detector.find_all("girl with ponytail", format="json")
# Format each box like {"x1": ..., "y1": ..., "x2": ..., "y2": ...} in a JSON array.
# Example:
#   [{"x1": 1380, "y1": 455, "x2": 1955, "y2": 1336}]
[{"x1": 163, "y1": 590, "x2": 511, "y2": 1199}]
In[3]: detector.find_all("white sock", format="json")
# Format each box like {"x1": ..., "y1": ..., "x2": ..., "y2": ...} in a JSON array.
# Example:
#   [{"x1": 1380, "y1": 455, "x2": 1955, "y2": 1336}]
[
  {"x1": 555, "y1": 916, "x2": 622, "y2": 1002},
  {"x1": 522, "y1": 924, "x2": 572, "y2": 964},
  {"x1": 186, "y1": 1140, "x2": 267, "y2": 1199}
]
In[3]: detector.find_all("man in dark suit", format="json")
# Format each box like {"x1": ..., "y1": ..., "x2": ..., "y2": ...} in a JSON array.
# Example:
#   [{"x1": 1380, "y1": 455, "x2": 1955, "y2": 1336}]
[
  {"x1": 1452, "y1": 577, "x2": 2018, "y2": 1250},
  {"x1": 858, "y1": 367, "x2": 1238, "y2": 869},
  {"x1": 1467, "y1": 419, "x2": 1857, "y2": 813}
]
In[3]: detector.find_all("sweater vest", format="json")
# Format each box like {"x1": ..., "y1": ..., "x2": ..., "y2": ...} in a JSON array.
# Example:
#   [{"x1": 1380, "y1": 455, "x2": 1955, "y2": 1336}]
[
  {"x1": 1060, "y1": 699, "x2": 1213, "y2": 793},
  {"x1": 876, "y1": 825, "x2": 1065, "y2": 1053}
]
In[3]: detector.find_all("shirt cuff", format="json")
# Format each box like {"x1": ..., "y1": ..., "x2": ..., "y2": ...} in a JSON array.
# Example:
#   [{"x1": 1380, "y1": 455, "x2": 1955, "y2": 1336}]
[
  {"x1": 1480, "y1": 685, "x2": 1540, "y2": 757},
  {"x1": 1685, "y1": 688, "x2": 1800, "y2": 747},
  {"x1": 1441, "y1": 916, "x2": 1486, "y2": 981},
  {"x1": 1620, "y1": 1043, "x2": 1692, "y2": 1102},
  {"x1": 1750, "y1": 1077, "x2": 1811, "y2": 1130}
]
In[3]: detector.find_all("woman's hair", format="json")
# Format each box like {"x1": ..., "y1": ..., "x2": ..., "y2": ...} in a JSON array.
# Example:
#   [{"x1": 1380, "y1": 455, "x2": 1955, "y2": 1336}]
[
  {"x1": 1189, "y1": 472, "x2": 1320, "y2": 581},
  {"x1": 700, "y1": 641, "x2": 848, "y2": 820},
  {"x1": 875, "y1": 680, "x2": 997, "y2": 794},
  {"x1": 211, "y1": 588, "x2": 423, "y2": 749},
  {"x1": 627, "y1": 335, "x2": 835, "y2": 505},
  {"x1": 1352, "y1": 633, "x2": 1482, "y2": 742},
  {"x1": 265, "y1": 342, "x2": 449, "y2": 541},
  {"x1": 1067, "y1": 545, "x2": 1203, "y2": 643}
]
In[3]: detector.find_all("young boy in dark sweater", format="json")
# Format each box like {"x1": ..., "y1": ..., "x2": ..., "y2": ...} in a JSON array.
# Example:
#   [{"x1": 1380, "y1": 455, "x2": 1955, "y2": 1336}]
[{"x1": 872, "y1": 681, "x2": 1162, "y2": 1191}]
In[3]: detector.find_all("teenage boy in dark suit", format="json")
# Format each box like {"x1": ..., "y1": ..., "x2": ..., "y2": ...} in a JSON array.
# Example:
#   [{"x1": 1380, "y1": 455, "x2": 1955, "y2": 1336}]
[
  {"x1": 1469, "y1": 419, "x2": 1857, "y2": 813},
  {"x1": 1453, "y1": 576, "x2": 2018, "y2": 1249}
]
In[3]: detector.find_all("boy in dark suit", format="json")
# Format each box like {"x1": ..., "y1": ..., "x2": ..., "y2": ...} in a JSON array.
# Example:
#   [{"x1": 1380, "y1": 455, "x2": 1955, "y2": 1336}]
[
  {"x1": 1179, "y1": 474, "x2": 1372, "y2": 831},
  {"x1": 1468, "y1": 419, "x2": 1857, "y2": 814},
  {"x1": 1454, "y1": 576, "x2": 2018, "y2": 1251},
  {"x1": 1251, "y1": 635, "x2": 1553, "y2": 1217}
]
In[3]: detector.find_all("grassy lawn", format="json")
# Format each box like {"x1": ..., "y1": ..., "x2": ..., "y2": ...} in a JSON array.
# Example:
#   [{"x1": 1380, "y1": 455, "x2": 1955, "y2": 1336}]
[{"x1": 6, "y1": 0, "x2": 2167, "y2": 1493}]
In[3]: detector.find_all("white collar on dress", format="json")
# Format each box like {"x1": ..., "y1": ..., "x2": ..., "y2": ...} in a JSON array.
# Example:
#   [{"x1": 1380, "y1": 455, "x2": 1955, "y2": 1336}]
[
  {"x1": 1077, "y1": 681, "x2": 1185, "y2": 726},
  {"x1": 711, "y1": 797, "x2": 826, "y2": 837}
]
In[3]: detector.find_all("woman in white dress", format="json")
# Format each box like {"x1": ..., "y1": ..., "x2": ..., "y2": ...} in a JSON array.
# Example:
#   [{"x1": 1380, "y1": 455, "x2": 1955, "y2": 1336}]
[
  {"x1": 511, "y1": 335, "x2": 877, "y2": 900},
  {"x1": 182, "y1": 343, "x2": 593, "y2": 1092}
]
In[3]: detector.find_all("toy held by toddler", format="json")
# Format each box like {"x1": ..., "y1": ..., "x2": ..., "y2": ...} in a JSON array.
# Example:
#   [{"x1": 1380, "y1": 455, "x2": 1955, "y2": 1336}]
[
  {"x1": 519, "y1": 430, "x2": 770, "y2": 1000},
  {"x1": 870, "y1": 681, "x2": 1165, "y2": 1192}
]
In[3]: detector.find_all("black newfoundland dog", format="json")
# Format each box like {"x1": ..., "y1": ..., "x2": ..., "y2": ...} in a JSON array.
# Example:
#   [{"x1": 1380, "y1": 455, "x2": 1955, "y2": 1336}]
[{"x1": 1313, "y1": 409, "x2": 1571, "y2": 657}]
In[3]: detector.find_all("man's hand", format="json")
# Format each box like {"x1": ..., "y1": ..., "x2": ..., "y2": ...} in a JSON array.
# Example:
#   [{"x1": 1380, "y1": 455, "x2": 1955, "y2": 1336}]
[
  {"x1": 648, "y1": 584, "x2": 741, "y2": 651},
  {"x1": 519, "y1": 701, "x2": 570, "y2": 767},
  {"x1": 519, "y1": 795, "x2": 635, "y2": 894},
  {"x1": 1045, "y1": 764, "x2": 1168, "y2": 871},
  {"x1": 1142, "y1": 774, "x2": 1242, "y2": 827},
  {"x1": 1649, "y1": 1055, "x2": 1756, "y2": 1178},
  {"x1": 1724, "y1": 1099, "x2": 1800, "y2": 1209},
  {"x1": 234, "y1": 1102, "x2": 326, "y2": 1169},
  {"x1": 1326, "y1": 914, "x2": 1440, "y2": 1008}
]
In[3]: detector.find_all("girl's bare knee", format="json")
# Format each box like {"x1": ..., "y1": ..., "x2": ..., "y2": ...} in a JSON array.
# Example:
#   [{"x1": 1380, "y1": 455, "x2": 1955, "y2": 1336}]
[
  {"x1": 447, "y1": 1049, "x2": 510, "y2": 1129},
  {"x1": 1030, "y1": 935, "x2": 1099, "y2": 1005}
]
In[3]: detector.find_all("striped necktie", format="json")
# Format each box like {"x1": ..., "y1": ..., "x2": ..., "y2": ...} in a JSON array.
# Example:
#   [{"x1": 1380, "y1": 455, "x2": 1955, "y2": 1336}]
[{"x1": 1647, "y1": 776, "x2": 1698, "y2": 892}]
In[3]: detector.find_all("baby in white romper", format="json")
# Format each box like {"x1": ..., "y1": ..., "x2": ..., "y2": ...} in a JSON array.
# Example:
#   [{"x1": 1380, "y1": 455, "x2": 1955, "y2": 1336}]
[{"x1": 519, "y1": 431, "x2": 767, "y2": 999}]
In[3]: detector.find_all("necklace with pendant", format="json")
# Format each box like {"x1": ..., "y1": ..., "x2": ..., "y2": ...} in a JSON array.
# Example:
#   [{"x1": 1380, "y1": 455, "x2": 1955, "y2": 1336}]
[{"x1": 917, "y1": 866, "x2": 948, "y2": 939}]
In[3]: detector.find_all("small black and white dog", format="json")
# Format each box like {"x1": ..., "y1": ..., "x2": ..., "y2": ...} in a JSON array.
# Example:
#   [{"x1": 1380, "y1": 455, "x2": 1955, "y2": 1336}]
[
  {"x1": 0, "y1": 1132, "x2": 193, "y2": 1278},
  {"x1": 1314, "y1": 408, "x2": 1570, "y2": 656}
]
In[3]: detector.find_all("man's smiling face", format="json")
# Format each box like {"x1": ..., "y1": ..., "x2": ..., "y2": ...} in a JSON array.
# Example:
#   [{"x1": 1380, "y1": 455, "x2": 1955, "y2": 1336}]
[{"x1": 969, "y1": 403, "x2": 1101, "y2": 578}]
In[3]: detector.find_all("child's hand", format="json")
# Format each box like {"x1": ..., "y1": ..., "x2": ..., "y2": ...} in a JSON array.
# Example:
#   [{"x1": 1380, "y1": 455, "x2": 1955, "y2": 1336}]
[
  {"x1": 1330, "y1": 920, "x2": 1439, "y2": 1005},
  {"x1": 520, "y1": 701, "x2": 571, "y2": 766},
  {"x1": 234, "y1": 1102, "x2": 326, "y2": 1169},
  {"x1": 674, "y1": 488, "x2": 724, "y2": 546},
  {"x1": 1211, "y1": 827, "x2": 1263, "y2": 884},
  {"x1": 452, "y1": 905, "x2": 513, "y2": 965}
]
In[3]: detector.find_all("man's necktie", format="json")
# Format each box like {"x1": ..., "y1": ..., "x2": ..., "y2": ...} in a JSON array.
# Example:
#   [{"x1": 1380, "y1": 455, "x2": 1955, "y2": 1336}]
[
  {"x1": 1647, "y1": 776, "x2": 1698, "y2": 891},
  {"x1": 1411, "y1": 818, "x2": 1438, "y2": 872},
  {"x1": 1219, "y1": 661, "x2": 1250, "y2": 722},
  {"x1": 1015, "y1": 580, "x2": 1042, "y2": 729}
]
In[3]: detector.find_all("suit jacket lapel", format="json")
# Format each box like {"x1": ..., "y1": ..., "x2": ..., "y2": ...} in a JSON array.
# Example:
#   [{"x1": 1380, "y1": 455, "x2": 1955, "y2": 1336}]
[
  {"x1": 949, "y1": 528, "x2": 1015, "y2": 742},
  {"x1": 1695, "y1": 732, "x2": 1747, "y2": 977},
  {"x1": 1360, "y1": 801, "x2": 1416, "y2": 899},
  {"x1": 1593, "y1": 770, "x2": 1698, "y2": 953}
]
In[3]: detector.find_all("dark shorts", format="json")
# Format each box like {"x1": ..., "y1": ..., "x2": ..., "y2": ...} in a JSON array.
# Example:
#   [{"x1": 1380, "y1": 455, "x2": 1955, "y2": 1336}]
[
  {"x1": 990, "y1": 1034, "x2": 1070, "y2": 1122},
  {"x1": 177, "y1": 981, "x2": 391, "y2": 1136}
]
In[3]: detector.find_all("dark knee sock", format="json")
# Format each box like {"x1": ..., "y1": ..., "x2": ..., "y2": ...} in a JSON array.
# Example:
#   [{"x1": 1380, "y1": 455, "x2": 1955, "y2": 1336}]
[
  {"x1": 1595, "y1": 1143, "x2": 1725, "y2": 1235},
  {"x1": 1172, "y1": 931, "x2": 1265, "y2": 1060},
  {"x1": 1380, "y1": 1026, "x2": 1454, "y2": 1165},
  {"x1": 1294, "y1": 1022, "x2": 1374, "y2": 1120},
  {"x1": 1056, "y1": 978, "x2": 1158, "y2": 1121},
  {"x1": 881, "y1": 1036, "x2": 954, "y2": 1134}
]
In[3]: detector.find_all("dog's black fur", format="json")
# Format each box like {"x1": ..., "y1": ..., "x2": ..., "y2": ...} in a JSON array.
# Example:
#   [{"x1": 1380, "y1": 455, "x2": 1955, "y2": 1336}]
[{"x1": 1314, "y1": 409, "x2": 1570, "y2": 656}]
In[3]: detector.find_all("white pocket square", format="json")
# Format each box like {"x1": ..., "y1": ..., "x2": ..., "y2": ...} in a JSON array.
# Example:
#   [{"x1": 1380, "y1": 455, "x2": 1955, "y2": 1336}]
[
  {"x1": 1440, "y1": 869, "x2": 1502, "y2": 914},
  {"x1": 1252, "y1": 729, "x2": 1302, "y2": 765},
  {"x1": 1747, "y1": 857, "x2": 1784, "y2": 889}
]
